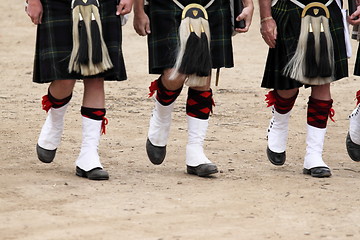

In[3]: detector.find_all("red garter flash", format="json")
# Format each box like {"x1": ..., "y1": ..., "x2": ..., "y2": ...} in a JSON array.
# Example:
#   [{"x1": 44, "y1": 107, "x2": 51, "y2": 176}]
[
  {"x1": 329, "y1": 108, "x2": 335, "y2": 122},
  {"x1": 101, "y1": 117, "x2": 108, "y2": 135},
  {"x1": 355, "y1": 90, "x2": 360, "y2": 105},
  {"x1": 42, "y1": 95, "x2": 53, "y2": 113},
  {"x1": 265, "y1": 90, "x2": 276, "y2": 107},
  {"x1": 148, "y1": 80, "x2": 158, "y2": 98}
]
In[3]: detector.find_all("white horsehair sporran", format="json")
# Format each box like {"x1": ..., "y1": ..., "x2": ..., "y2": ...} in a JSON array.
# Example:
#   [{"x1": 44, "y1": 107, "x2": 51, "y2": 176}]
[
  {"x1": 169, "y1": 3, "x2": 212, "y2": 87},
  {"x1": 283, "y1": 2, "x2": 335, "y2": 85},
  {"x1": 68, "y1": 0, "x2": 113, "y2": 76}
]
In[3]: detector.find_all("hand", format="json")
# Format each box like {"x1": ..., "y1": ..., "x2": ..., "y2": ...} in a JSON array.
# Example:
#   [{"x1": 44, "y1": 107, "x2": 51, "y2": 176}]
[
  {"x1": 348, "y1": 5, "x2": 360, "y2": 25},
  {"x1": 133, "y1": 10, "x2": 151, "y2": 36},
  {"x1": 116, "y1": 0, "x2": 134, "y2": 16},
  {"x1": 234, "y1": 2, "x2": 254, "y2": 33},
  {"x1": 26, "y1": 0, "x2": 43, "y2": 25},
  {"x1": 260, "y1": 18, "x2": 277, "y2": 48}
]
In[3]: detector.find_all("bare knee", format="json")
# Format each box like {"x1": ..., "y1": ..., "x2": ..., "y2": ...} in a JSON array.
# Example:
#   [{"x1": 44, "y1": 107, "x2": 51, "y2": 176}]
[
  {"x1": 161, "y1": 69, "x2": 211, "y2": 91},
  {"x1": 277, "y1": 88, "x2": 299, "y2": 99},
  {"x1": 161, "y1": 69, "x2": 186, "y2": 90},
  {"x1": 49, "y1": 79, "x2": 76, "y2": 98},
  {"x1": 311, "y1": 84, "x2": 331, "y2": 100},
  {"x1": 83, "y1": 78, "x2": 104, "y2": 90}
]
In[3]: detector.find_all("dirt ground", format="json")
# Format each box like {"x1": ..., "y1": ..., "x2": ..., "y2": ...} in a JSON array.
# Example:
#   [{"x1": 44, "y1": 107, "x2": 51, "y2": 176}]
[{"x1": 1, "y1": 1, "x2": 360, "y2": 240}]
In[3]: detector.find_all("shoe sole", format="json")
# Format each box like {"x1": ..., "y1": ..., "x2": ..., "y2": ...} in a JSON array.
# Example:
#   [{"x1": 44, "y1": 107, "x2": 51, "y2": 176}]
[
  {"x1": 303, "y1": 168, "x2": 331, "y2": 178},
  {"x1": 76, "y1": 167, "x2": 109, "y2": 180},
  {"x1": 187, "y1": 166, "x2": 218, "y2": 177}
]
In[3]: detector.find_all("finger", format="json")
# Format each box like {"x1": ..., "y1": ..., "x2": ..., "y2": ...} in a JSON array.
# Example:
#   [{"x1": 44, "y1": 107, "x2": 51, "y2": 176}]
[
  {"x1": 268, "y1": 40, "x2": 275, "y2": 48},
  {"x1": 348, "y1": 16, "x2": 356, "y2": 24},
  {"x1": 39, "y1": 11, "x2": 43, "y2": 24},
  {"x1": 236, "y1": 26, "x2": 249, "y2": 33},
  {"x1": 32, "y1": 17, "x2": 38, "y2": 25},
  {"x1": 122, "y1": 5, "x2": 133, "y2": 15},
  {"x1": 267, "y1": 33, "x2": 276, "y2": 47},
  {"x1": 263, "y1": 35, "x2": 275, "y2": 48},
  {"x1": 140, "y1": 29, "x2": 148, "y2": 36},
  {"x1": 135, "y1": 25, "x2": 146, "y2": 36},
  {"x1": 116, "y1": 3, "x2": 124, "y2": 15},
  {"x1": 121, "y1": 7, "x2": 131, "y2": 15},
  {"x1": 34, "y1": 16, "x2": 40, "y2": 25},
  {"x1": 273, "y1": 27, "x2": 277, "y2": 40},
  {"x1": 145, "y1": 22, "x2": 151, "y2": 34},
  {"x1": 271, "y1": 39, "x2": 276, "y2": 48},
  {"x1": 350, "y1": 13, "x2": 359, "y2": 21},
  {"x1": 236, "y1": 13, "x2": 244, "y2": 22}
]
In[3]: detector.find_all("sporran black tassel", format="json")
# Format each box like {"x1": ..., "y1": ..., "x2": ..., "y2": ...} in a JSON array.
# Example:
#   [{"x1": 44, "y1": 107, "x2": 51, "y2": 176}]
[
  {"x1": 78, "y1": 19, "x2": 89, "y2": 65},
  {"x1": 179, "y1": 30, "x2": 201, "y2": 75},
  {"x1": 304, "y1": 23, "x2": 318, "y2": 78},
  {"x1": 91, "y1": 15, "x2": 102, "y2": 64},
  {"x1": 318, "y1": 22, "x2": 332, "y2": 77},
  {"x1": 196, "y1": 31, "x2": 212, "y2": 77}
]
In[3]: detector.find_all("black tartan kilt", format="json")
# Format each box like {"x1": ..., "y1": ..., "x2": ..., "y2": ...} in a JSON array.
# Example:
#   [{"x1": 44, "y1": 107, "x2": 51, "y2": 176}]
[
  {"x1": 261, "y1": 0, "x2": 348, "y2": 90},
  {"x1": 146, "y1": 0, "x2": 234, "y2": 74},
  {"x1": 33, "y1": 0, "x2": 127, "y2": 83}
]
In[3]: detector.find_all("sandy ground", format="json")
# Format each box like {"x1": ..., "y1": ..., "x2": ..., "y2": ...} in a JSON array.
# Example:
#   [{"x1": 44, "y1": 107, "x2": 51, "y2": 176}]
[{"x1": 1, "y1": 1, "x2": 360, "y2": 240}]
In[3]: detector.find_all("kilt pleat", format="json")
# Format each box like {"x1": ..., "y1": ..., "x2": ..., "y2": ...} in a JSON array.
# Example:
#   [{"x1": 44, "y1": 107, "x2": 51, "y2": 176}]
[
  {"x1": 33, "y1": 0, "x2": 127, "y2": 83},
  {"x1": 261, "y1": 0, "x2": 348, "y2": 90},
  {"x1": 146, "y1": 0, "x2": 234, "y2": 74}
]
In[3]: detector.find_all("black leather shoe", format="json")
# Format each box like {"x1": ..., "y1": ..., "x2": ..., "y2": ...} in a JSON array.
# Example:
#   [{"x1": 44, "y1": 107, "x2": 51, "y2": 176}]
[
  {"x1": 76, "y1": 167, "x2": 109, "y2": 180},
  {"x1": 346, "y1": 133, "x2": 360, "y2": 162},
  {"x1": 303, "y1": 167, "x2": 331, "y2": 178},
  {"x1": 187, "y1": 163, "x2": 218, "y2": 177},
  {"x1": 266, "y1": 146, "x2": 286, "y2": 166},
  {"x1": 146, "y1": 138, "x2": 166, "y2": 165},
  {"x1": 36, "y1": 144, "x2": 56, "y2": 163}
]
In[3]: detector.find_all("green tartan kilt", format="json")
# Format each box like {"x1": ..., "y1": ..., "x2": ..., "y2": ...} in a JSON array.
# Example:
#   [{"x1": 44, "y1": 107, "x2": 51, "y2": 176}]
[
  {"x1": 261, "y1": 0, "x2": 348, "y2": 90},
  {"x1": 146, "y1": 0, "x2": 234, "y2": 74},
  {"x1": 33, "y1": 0, "x2": 127, "y2": 83}
]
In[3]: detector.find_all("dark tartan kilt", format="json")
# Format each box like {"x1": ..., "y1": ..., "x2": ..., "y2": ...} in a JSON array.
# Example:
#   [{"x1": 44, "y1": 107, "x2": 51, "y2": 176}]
[
  {"x1": 261, "y1": 0, "x2": 348, "y2": 90},
  {"x1": 146, "y1": 0, "x2": 234, "y2": 74},
  {"x1": 33, "y1": 0, "x2": 127, "y2": 83},
  {"x1": 354, "y1": 43, "x2": 360, "y2": 76}
]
